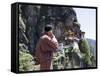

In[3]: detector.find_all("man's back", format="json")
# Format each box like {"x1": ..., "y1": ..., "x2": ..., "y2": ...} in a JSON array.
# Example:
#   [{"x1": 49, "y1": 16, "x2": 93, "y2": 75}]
[{"x1": 35, "y1": 34, "x2": 58, "y2": 63}]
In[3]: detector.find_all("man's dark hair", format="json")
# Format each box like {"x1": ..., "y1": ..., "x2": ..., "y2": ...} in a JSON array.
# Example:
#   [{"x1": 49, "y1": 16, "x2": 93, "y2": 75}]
[{"x1": 44, "y1": 25, "x2": 53, "y2": 32}]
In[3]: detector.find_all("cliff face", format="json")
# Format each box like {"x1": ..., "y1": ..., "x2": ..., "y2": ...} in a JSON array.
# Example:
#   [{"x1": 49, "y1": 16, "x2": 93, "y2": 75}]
[{"x1": 19, "y1": 4, "x2": 80, "y2": 54}]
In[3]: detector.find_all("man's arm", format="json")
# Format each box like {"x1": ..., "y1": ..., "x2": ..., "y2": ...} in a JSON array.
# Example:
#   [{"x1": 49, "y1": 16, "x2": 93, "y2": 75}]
[{"x1": 44, "y1": 35, "x2": 58, "y2": 49}]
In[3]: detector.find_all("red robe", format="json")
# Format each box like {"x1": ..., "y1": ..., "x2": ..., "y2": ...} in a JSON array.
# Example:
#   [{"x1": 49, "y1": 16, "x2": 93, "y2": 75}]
[{"x1": 35, "y1": 33, "x2": 58, "y2": 70}]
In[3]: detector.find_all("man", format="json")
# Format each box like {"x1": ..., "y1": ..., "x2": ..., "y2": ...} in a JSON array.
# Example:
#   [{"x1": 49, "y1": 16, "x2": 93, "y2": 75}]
[{"x1": 35, "y1": 25, "x2": 58, "y2": 70}]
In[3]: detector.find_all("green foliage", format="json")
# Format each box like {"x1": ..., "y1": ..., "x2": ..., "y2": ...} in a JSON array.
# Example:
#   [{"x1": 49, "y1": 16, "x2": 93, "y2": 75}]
[
  {"x1": 19, "y1": 51, "x2": 35, "y2": 71},
  {"x1": 79, "y1": 39, "x2": 91, "y2": 65},
  {"x1": 79, "y1": 39, "x2": 90, "y2": 54}
]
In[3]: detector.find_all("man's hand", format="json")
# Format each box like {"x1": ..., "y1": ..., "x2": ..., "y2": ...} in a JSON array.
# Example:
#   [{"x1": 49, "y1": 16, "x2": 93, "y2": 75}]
[{"x1": 52, "y1": 35, "x2": 57, "y2": 41}]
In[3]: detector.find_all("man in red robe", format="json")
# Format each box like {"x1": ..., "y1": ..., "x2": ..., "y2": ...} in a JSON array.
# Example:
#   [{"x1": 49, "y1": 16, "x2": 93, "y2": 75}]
[{"x1": 35, "y1": 25, "x2": 58, "y2": 70}]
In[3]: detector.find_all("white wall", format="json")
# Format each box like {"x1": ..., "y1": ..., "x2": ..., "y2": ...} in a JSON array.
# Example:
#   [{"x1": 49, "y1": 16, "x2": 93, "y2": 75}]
[{"x1": 0, "y1": 0, "x2": 99, "y2": 76}]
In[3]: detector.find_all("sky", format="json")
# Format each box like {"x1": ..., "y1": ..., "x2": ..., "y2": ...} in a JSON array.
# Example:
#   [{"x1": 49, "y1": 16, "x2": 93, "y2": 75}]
[{"x1": 73, "y1": 8, "x2": 96, "y2": 40}]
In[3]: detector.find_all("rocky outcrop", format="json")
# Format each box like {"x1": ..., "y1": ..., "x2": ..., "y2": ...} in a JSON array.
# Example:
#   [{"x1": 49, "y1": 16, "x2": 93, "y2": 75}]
[{"x1": 19, "y1": 4, "x2": 80, "y2": 54}]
